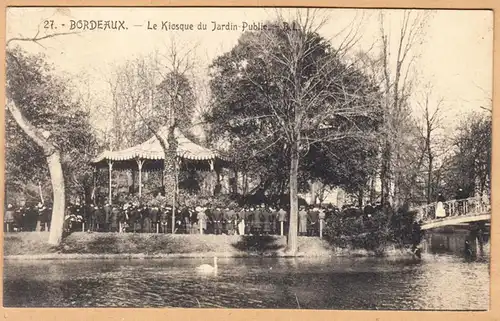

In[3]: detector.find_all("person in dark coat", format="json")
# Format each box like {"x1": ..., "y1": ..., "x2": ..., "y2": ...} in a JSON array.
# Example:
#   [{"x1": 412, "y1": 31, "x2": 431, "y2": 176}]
[
  {"x1": 160, "y1": 206, "x2": 167, "y2": 232},
  {"x1": 464, "y1": 239, "x2": 475, "y2": 258},
  {"x1": 411, "y1": 221, "x2": 423, "y2": 253},
  {"x1": 220, "y1": 207, "x2": 227, "y2": 234},
  {"x1": 26, "y1": 205, "x2": 37, "y2": 231},
  {"x1": 160, "y1": 206, "x2": 170, "y2": 233},
  {"x1": 46, "y1": 204, "x2": 53, "y2": 231},
  {"x1": 179, "y1": 207, "x2": 190, "y2": 234},
  {"x1": 136, "y1": 206, "x2": 144, "y2": 233},
  {"x1": 35, "y1": 203, "x2": 44, "y2": 232},
  {"x1": 205, "y1": 207, "x2": 213, "y2": 234},
  {"x1": 246, "y1": 207, "x2": 254, "y2": 235},
  {"x1": 215, "y1": 207, "x2": 224, "y2": 235},
  {"x1": 110, "y1": 206, "x2": 120, "y2": 232},
  {"x1": 82, "y1": 204, "x2": 92, "y2": 231},
  {"x1": 15, "y1": 206, "x2": 25, "y2": 231},
  {"x1": 138, "y1": 205, "x2": 146, "y2": 232},
  {"x1": 41, "y1": 203, "x2": 51, "y2": 232},
  {"x1": 253, "y1": 206, "x2": 263, "y2": 235},
  {"x1": 75, "y1": 204, "x2": 85, "y2": 232},
  {"x1": 150, "y1": 205, "x2": 159, "y2": 233},
  {"x1": 95, "y1": 205, "x2": 105, "y2": 231},
  {"x1": 124, "y1": 204, "x2": 134, "y2": 232},
  {"x1": 190, "y1": 208, "x2": 199, "y2": 234},
  {"x1": 261, "y1": 206, "x2": 271, "y2": 235},
  {"x1": 278, "y1": 207, "x2": 287, "y2": 236},
  {"x1": 64, "y1": 205, "x2": 72, "y2": 232},
  {"x1": 308, "y1": 207, "x2": 319, "y2": 236},
  {"x1": 13, "y1": 205, "x2": 23, "y2": 232},
  {"x1": 230, "y1": 207, "x2": 239, "y2": 235},
  {"x1": 87, "y1": 205, "x2": 97, "y2": 231},
  {"x1": 225, "y1": 207, "x2": 235, "y2": 235},
  {"x1": 174, "y1": 209, "x2": 183, "y2": 234}
]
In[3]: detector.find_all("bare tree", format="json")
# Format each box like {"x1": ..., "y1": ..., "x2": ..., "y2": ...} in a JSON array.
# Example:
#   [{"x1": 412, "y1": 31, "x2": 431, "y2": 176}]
[
  {"x1": 222, "y1": 9, "x2": 381, "y2": 254},
  {"x1": 416, "y1": 87, "x2": 445, "y2": 204},
  {"x1": 377, "y1": 10, "x2": 432, "y2": 207},
  {"x1": 106, "y1": 38, "x2": 199, "y2": 232}
]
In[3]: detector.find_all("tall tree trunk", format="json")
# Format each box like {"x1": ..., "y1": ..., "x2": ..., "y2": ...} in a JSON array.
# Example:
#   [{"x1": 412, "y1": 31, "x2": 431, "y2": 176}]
[
  {"x1": 393, "y1": 148, "x2": 403, "y2": 208},
  {"x1": 47, "y1": 151, "x2": 66, "y2": 245},
  {"x1": 232, "y1": 168, "x2": 238, "y2": 194},
  {"x1": 214, "y1": 168, "x2": 221, "y2": 195},
  {"x1": 163, "y1": 161, "x2": 176, "y2": 203},
  {"x1": 287, "y1": 140, "x2": 299, "y2": 255},
  {"x1": 164, "y1": 124, "x2": 178, "y2": 233},
  {"x1": 243, "y1": 172, "x2": 248, "y2": 195},
  {"x1": 358, "y1": 188, "x2": 364, "y2": 208},
  {"x1": 426, "y1": 155, "x2": 433, "y2": 204},
  {"x1": 380, "y1": 139, "x2": 392, "y2": 206},
  {"x1": 6, "y1": 99, "x2": 66, "y2": 245},
  {"x1": 369, "y1": 175, "x2": 376, "y2": 204}
]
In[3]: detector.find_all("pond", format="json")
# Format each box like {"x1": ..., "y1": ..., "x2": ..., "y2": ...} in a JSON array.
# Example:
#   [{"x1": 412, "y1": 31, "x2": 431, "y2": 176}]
[{"x1": 3, "y1": 231, "x2": 490, "y2": 310}]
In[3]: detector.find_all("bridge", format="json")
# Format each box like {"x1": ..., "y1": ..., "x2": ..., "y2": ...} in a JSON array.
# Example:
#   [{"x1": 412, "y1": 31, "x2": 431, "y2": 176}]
[{"x1": 412, "y1": 196, "x2": 491, "y2": 230}]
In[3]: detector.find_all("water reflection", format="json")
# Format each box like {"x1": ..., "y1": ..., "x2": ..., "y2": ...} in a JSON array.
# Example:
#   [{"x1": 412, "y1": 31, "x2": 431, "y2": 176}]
[
  {"x1": 423, "y1": 230, "x2": 490, "y2": 263},
  {"x1": 4, "y1": 232, "x2": 489, "y2": 310}
]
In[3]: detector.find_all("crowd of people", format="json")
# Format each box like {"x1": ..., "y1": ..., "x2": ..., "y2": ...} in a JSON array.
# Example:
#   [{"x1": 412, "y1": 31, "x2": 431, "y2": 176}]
[
  {"x1": 4, "y1": 202, "x2": 51, "y2": 233},
  {"x1": 3, "y1": 201, "x2": 350, "y2": 236}
]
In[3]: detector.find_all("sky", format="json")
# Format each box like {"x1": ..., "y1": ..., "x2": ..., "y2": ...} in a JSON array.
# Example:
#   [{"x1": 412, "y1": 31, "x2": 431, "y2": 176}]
[{"x1": 6, "y1": 7, "x2": 493, "y2": 138}]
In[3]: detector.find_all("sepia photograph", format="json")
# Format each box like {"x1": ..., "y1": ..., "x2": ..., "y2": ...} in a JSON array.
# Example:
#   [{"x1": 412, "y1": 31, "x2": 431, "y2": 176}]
[{"x1": 3, "y1": 6, "x2": 492, "y2": 310}]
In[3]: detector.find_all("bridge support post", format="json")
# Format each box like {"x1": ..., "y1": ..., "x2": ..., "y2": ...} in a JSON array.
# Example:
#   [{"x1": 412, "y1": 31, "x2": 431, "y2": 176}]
[
  {"x1": 465, "y1": 226, "x2": 479, "y2": 258},
  {"x1": 476, "y1": 221, "x2": 486, "y2": 255},
  {"x1": 319, "y1": 211, "x2": 325, "y2": 239}
]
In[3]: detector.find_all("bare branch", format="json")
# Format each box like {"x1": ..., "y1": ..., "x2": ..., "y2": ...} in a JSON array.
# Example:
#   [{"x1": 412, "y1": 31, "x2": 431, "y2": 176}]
[{"x1": 7, "y1": 31, "x2": 81, "y2": 47}]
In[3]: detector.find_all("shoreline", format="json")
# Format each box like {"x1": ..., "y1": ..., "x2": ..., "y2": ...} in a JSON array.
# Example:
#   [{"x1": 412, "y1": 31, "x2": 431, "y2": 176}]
[
  {"x1": 4, "y1": 248, "x2": 415, "y2": 261},
  {"x1": 4, "y1": 232, "x2": 415, "y2": 261},
  {"x1": 4, "y1": 251, "x2": 308, "y2": 261}
]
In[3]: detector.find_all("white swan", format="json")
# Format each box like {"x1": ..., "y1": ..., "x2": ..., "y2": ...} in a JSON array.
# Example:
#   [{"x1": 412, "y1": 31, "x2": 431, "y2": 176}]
[{"x1": 196, "y1": 256, "x2": 218, "y2": 274}]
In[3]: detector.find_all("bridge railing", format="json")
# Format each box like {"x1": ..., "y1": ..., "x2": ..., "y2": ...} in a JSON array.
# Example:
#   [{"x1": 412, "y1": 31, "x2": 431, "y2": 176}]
[{"x1": 413, "y1": 196, "x2": 490, "y2": 223}]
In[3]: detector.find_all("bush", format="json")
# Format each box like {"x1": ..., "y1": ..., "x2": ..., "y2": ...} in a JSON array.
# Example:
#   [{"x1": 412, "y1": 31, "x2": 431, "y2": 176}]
[
  {"x1": 389, "y1": 206, "x2": 423, "y2": 247},
  {"x1": 323, "y1": 205, "x2": 421, "y2": 254}
]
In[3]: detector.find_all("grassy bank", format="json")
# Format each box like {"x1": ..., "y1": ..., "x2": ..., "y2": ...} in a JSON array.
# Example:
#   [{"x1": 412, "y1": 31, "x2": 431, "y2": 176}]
[{"x1": 4, "y1": 232, "x2": 412, "y2": 260}]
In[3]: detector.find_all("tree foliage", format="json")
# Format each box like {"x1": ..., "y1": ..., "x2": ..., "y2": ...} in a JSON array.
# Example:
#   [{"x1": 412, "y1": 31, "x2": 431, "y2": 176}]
[
  {"x1": 6, "y1": 47, "x2": 98, "y2": 204},
  {"x1": 156, "y1": 72, "x2": 196, "y2": 132},
  {"x1": 206, "y1": 14, "x2": 383, "y2": 253},
  {"x1": 440, "y1": 113, "x2": 491, "y2": 199},
  {"x1": 206, "y1": 22, "x2": 382, "y2": 197}
]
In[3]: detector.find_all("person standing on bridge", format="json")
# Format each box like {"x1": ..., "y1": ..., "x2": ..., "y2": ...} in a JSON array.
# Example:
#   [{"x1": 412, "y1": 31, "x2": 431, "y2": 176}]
[
  {"x1": 456, "y1": 188, "x2": 468, "y2": 215},
  {"x1": 435, "y1": 193, "x2": 446, "y2": 218}
]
